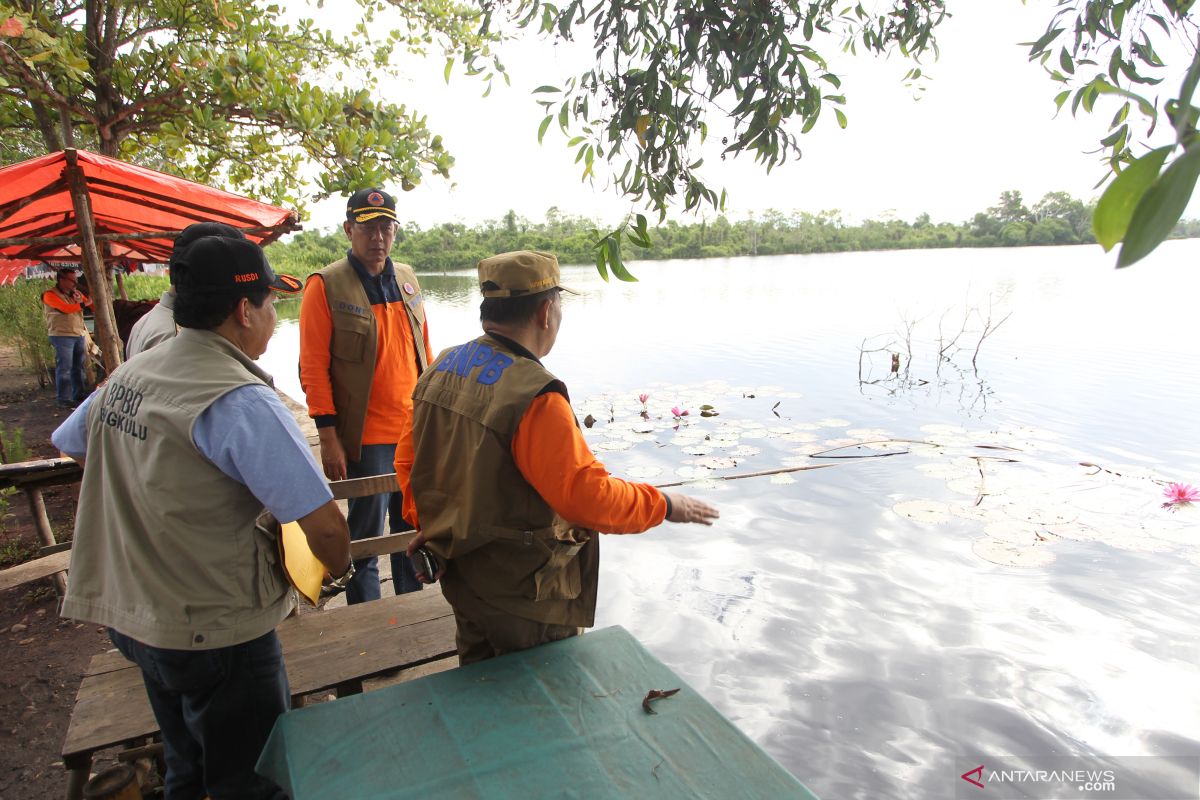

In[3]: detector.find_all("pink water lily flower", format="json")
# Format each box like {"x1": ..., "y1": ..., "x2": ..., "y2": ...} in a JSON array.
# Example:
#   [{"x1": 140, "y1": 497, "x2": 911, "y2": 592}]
[
  {"x1": 638, "y1": 393, "x2": 649, "y2": 404},
  {"x1": 671, "y1": 406, "x2": 689, "y2": 418},
  {"x1": 1162, "y1": 482, "x2": 1200, "y2": 510}
]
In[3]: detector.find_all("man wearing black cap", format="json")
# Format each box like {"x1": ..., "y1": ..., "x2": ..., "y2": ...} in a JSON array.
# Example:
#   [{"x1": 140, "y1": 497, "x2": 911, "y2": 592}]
[
  {"x1": 53, "y1": 237, "x2": 351, "y2": 800},
  {"x1": 396, "y1": 250, "x2": 719, "y2": 664},
  {"x1": 125, "y1": 222, "x2": 247, "y2": 358},
  {"x1": 299, "y1": 188, "x2": 431, "y2": 603}
]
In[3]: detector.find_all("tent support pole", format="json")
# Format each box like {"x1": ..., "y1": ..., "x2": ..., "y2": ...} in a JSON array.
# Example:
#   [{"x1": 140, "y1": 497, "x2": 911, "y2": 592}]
[{"x1": 64, "y1": 149, "x2": 123, "y2": 375}]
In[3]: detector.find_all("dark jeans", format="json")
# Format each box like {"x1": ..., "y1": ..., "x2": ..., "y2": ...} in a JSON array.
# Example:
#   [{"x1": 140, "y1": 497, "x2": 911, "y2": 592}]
[
  {"x1": 345, "y1": 442, "x2": 422, "y2": 604},
  {"x1": 109, "y1": 629, "x2": 289, "y2": 800},
  {"x1": 49, "y1": 334, "x2": 85, "y2": 404}
]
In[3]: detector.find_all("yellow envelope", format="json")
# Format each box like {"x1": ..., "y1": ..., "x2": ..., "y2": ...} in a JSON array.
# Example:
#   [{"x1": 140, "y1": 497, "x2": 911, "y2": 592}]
[{"x1": 279, "y1": 521, "x2": 325, "y2": 606}]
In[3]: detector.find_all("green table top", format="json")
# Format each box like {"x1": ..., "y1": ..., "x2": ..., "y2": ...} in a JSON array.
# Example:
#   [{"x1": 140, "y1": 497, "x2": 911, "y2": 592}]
[{"x1": 257, "y1": 625, "x2": 818, "y2": 799}]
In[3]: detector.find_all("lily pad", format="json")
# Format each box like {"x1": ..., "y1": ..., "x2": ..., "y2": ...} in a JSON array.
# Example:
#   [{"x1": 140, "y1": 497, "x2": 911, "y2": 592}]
[
  {"x1": 892, "y1": 500, "x2": 953, "y2": 523},
  {"x1": 626, "y1": 465, "x2": 664, "y2": 479},
  {"x1": 971, "y1": 538, "x2": 1056, "y2": 568},
  {"x1": 946, "y1": 477, "x2": 982, "y2": 496},
  {"x1": 675, "y1": 466, "x2": 714, "y2": 480},
  {"x1": 983, "y1": 521, "x2": 1038, "y2": 544},
  {"x1": 770, "y1": 473, "x2": 797, "y2": 485},
  {"x1": 695, "y1": 456, "x2": 738, "y2": 470},
  {"x1": 592, "y1": 440, "x2": 633, "y2": 452}
]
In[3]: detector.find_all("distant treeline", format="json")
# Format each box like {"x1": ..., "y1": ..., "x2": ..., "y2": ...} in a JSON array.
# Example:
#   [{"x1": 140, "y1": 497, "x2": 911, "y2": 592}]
[{"x1": 268, "y1": 189, "x2": 1200, "y2": 275}]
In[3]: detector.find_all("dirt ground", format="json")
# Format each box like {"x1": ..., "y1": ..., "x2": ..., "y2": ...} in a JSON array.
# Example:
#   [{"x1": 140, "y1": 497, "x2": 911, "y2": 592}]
[{"x1": 0, "y1": 348, "x2": 115, "y2": 799}]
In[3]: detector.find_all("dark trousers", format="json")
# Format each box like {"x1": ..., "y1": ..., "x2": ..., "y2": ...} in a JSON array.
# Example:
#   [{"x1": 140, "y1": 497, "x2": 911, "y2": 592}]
[
  {"x1": 345, "y1": 442, "x2": 422, "y2": 604},
  {"x1": 109, "y1": 629, "x2": 289, "y2": 800}
]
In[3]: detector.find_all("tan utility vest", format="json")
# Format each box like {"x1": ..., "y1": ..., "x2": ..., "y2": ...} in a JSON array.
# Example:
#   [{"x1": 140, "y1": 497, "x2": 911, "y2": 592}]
[
  {"x1": 61, "y1": 329, "x2": 295, "y2": 650},
  {"x1": 43, "y1": 287, "x2": 87, "y2": 336},
  {"x1": 317, "y1": 258, "x2": 429, "y2": 460},
  {"x1": 411, "y1": 334, "x2": 599, "y2": 627}
]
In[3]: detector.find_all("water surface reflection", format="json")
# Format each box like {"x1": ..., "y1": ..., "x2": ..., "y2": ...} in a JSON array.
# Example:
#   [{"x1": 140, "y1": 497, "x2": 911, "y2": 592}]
[{"x1": 262, "y1": 242, "x2": 1200, "y2": 798}]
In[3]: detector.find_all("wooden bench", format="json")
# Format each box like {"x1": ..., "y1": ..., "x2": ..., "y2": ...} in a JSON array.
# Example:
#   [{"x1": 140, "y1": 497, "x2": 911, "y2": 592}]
[{"x1": 61, "y1": 585, "x2": 457, "y2": 800}]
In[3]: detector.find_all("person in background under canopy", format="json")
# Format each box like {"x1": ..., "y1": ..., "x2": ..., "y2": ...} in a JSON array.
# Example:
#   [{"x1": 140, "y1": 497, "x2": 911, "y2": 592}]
[
  {"x1": 42, "y1": 267, "x2": 92, "y2": 408},
  {"x1": 396, "y1": 249, "x2": 719, "y2": 665}
]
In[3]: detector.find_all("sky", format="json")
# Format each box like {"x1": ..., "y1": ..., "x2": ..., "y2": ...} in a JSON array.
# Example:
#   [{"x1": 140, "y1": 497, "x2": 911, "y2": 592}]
[{"x1": 299, "y1": 1, "x2": 1200, "y2": 232}]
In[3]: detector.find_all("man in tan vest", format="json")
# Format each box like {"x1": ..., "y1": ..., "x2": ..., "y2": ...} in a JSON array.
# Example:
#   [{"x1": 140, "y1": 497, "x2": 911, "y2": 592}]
[
  {"x1": 53, "y1": 236, "x2": 352, "y2": 799},
  {"x1": 42, "y1": 266, "x2": 93, "y2": 407},
  {"x1": 299, "y1": 187, "x2": 431, "y2": 603},
  {"x1": 396, "y1": 250, "x2": 719, "y2": 664}
]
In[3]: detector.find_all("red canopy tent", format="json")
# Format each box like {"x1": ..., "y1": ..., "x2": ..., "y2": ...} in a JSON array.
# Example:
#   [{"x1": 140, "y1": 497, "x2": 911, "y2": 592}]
[
  {"x1": 0, "y1": 149, "x2": 299, "y2": 264},
  {"x1": 0, "y1": 259, "x2": 40, "y2": 286},
  {"x1": 0, "y1": 149, "x2": 300, "y2": 371}
]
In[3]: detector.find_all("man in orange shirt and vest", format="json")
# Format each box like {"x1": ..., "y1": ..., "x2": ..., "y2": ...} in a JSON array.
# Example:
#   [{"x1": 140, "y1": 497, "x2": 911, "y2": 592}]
[
  {"x1": 42, "y1": 267, "x2": 94, "y2": 408},
  {"x1": 299, "y1": 188, "x2": 431, "y2": 603},
  {"x1": 396, "y1": 250, "x2": 719, "y2": 664}
]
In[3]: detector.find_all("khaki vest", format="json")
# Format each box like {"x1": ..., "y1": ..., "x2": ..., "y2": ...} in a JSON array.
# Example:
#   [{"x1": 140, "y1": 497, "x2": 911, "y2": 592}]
[
  {"x1": 317, "y1": 258, "x2": 429, "y2": 460},
  {"x1": 61, "y1": 329, "x2": 295, "y2": 650},
  {"x1": 411, "y1": 334, "x2": 599, "y2": 627},
  {"x1": 43, "y1": 287, "x2": 87, "y2": 337}
]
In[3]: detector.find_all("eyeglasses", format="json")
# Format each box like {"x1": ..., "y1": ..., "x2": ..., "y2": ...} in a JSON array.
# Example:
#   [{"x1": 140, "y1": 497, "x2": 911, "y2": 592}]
[{"x1": 354, "y1": 221, "x2": 398, "y2": 239}]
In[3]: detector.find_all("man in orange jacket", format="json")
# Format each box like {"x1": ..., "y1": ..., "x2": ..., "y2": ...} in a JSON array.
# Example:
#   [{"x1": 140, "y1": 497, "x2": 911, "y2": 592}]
[
  {"x1": 42, "y1": 267, "x2": 93, "y2": 408},
  {"x1": 299, "y1": 188, "x2": 431, "y2": 603},
  {"x1": 396, "y1": 250, "x2": 718, "y2": 664}
]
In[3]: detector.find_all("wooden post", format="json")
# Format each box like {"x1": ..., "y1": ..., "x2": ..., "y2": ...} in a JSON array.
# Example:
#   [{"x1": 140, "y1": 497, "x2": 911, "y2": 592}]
[
  {"x1": 63, "y1": 149, "x2": 123, "y2": 376},
  {"x1": 25, "y1": 487, "x2": 67, "y2": 596}
]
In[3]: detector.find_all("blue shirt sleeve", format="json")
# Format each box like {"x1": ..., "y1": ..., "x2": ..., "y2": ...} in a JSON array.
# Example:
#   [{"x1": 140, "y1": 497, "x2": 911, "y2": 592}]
[
  {"x1": 193, "y1": 384, "x2": 334, "y2": 523},
  {"x1": 50, "y1": 394, "x2": 97, "y2": 459}
]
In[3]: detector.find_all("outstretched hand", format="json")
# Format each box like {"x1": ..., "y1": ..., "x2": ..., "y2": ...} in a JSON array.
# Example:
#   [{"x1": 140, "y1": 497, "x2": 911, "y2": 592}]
[{"x1": 663, "y1": 492, "x2": 720, "y2": 525}]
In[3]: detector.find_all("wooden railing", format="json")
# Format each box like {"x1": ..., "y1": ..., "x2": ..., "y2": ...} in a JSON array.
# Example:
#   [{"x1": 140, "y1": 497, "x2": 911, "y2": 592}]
[{"x1": 0, "y1": 459, "x2": 413, "y2": 593}]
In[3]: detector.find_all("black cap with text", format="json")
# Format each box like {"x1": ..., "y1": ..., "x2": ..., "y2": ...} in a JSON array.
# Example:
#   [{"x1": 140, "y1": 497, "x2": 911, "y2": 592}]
[{"x1": 173, "y1": 236, "x2": 302, "y2": 297}]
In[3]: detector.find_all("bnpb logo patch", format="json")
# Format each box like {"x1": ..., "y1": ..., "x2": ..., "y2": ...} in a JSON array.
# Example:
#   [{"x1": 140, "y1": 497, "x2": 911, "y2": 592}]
[{"x1": 367, "y1": 192, "x2": 385, "y2": 206}]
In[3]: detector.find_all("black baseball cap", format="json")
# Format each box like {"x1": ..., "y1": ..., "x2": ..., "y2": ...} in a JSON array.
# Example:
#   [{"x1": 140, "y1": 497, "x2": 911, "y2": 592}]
[
  {"x1": 168, "y1": 222, "x2": 246, "y2": 286},
  {"x1": 346, "y1": 188, "x2": 397, "y2": 224},
  {"x1": 173, "y1": 236, "x2": 302, "y2": 297}
]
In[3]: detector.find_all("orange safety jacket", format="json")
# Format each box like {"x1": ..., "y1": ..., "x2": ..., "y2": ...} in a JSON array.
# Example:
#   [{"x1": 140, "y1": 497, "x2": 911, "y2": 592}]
[{"x1": 298, "y1": 255, "x2": 430, "y2": 460}]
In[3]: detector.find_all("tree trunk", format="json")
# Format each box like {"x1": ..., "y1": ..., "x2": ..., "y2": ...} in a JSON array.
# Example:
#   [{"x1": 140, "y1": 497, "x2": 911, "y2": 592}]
[{"x1": 64, "y1": 149, "x2": 123, "y2": 375}]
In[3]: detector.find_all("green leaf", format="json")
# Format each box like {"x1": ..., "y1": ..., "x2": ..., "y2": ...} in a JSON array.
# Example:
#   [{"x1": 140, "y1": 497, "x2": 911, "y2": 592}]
[
  {"x1": 1059, "y1": 49, "x2": 1074, "y2": 74},
  {"x1": 533, "y1": 85, "x2": 560, "y2": 93},
  {"x1": 834, "y1": 108, "x2": 847, "y2": 129},
  {"x1": 538, "y1": 114, "x2": 552, "y2": 144},
  {"x1": 1117, "y1": 145, "x2": 1200, "y2": 267},
  {"x1": 594, "y1": 237, "x2": 610, "y2": 282},
  {"x1": 1093, "y1": 145, "x2": 1171, "y2": 251},
  {"x1": 444, "y1": 58, "x2": 453, "y2": 83}
]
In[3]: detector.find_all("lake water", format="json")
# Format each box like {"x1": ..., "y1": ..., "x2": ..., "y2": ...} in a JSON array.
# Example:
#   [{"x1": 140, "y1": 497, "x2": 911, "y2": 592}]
[{"x1": 263, "y1": 241, "x2": 1200, "y2": 799}]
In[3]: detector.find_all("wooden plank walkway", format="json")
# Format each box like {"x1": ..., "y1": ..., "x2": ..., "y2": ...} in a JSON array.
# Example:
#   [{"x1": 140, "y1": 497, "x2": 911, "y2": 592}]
[{"x1": 62, "y1": 587, "x2": 456, "y2": 799}]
